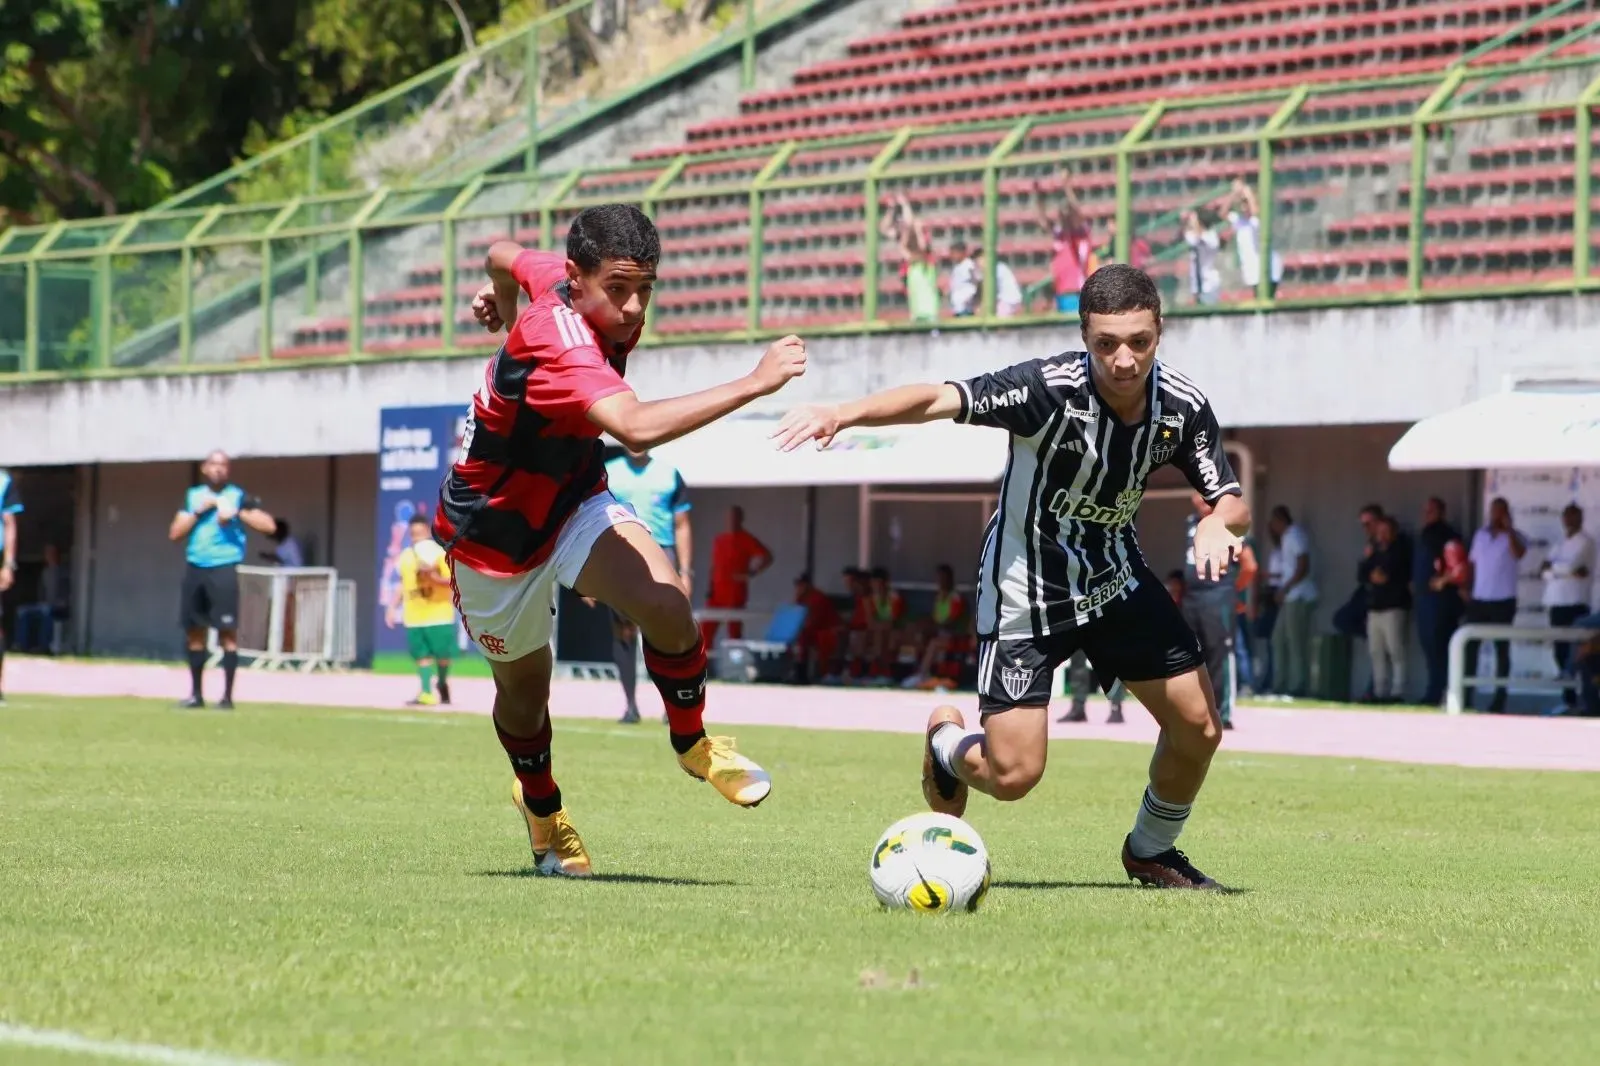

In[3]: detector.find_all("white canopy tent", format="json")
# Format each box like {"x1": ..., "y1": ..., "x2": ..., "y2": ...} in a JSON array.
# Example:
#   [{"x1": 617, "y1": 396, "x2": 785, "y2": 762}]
[{"x1": 1389, "y1": 381, "x2": 1600, "y2": 471}]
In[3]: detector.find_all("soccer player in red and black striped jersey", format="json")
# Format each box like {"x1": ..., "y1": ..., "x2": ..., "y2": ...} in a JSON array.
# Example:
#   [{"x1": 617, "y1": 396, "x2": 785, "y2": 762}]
[{"x1": 436, "y1": 204, "x2": 806, "y2": 877}]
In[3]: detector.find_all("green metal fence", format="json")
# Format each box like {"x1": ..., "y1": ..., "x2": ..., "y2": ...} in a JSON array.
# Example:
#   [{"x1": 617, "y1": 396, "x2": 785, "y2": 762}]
[{"x1": 3, "y1": 47, "x2": 1600, "y2": 381}]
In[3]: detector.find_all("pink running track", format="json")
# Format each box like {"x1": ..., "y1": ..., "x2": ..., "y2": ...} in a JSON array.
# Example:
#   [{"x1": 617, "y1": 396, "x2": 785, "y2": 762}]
[{"x1": 8, "y1": 657, "x2": 1600, "y2": 772}]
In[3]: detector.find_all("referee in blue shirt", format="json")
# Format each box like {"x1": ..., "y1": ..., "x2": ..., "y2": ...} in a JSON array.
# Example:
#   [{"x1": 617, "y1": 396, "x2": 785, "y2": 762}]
[
  {"x1": 593, "y1": 447, "x2": 693, "y2": 724},
  {"x1": 167, "y1": 451, "x2": 275, "y2": 709}
]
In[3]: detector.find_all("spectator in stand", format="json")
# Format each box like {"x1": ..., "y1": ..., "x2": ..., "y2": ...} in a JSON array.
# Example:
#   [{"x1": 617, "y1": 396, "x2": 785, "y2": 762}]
[
  {"x1": 1362, "y1": 515, "x2": 1412, "y2": 703},
  {"x1": 261, "y1": 519, "x2": 304, "y2": 567},
  {"x1": 1182, "y1": 208, "x2": 1224, "y2": 307},
  {"x1": 1223, "y1": 178, "x2": 1283, "y2": 298},
  {"x1": 975, "y1": 248, "x2": 1025, "y2": 317},
  {"x1": 900, "y1": 563, "x2": 968, "y2": 690},
  {"x1": 1463, "y1": 497, "x2": 1526, "y2": 714},
  {"x1": 15, "y1": 543, "x2": 69, "y2": 655},
  {"x1": 948, "y1": 239, "x2": 979, "y2": 317},
  {"x1": 1101, "y1": 218, "x2": 1152, "y2": 271},
  {"x1": 789, "y1": 572, "x2": 841, "y2": 685},
  {"x1": 1032, "y1": 166, "x2": 1096, "y2": 315},
  {"x1": 1540, "y1": 503, "x2": 1594, "y2": 713},
  {"x1": 1414, "y1": 496, "x2": 1464, "y2": 706},
  {"x1": 881, "y1": 194, "x2": 940, "y2": 325},
  {"x1": 700, "y1": 505, "x2": 773, "y2": 648},
  {"x1": 1267, "y1": 505, "x2": 1317, "y2": 698},
  {"x1": 859, "y1": 566, "x2": 906, "y2": 685}
]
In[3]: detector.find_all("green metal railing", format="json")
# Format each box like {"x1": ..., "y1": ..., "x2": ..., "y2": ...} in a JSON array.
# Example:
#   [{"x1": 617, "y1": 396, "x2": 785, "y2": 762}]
[{"x1": 3, "y1": 36, "x2": 1599, "y2": 381}]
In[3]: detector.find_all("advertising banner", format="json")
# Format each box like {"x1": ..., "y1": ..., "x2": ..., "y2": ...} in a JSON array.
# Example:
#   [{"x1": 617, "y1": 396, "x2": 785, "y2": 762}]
[{"x1": 375, "y1": 405, "x2": 468, "y2": 656}]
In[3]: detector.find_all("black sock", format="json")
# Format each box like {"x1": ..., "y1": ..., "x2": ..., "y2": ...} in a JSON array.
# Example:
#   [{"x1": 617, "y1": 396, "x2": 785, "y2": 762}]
[
  {"x1": 0, "y1": 645, "x2": 6, "y2": 696},
  {"x1": 613, "y1": 634, "x2": 638, "y2": 713},
  {"x1": 187, "y1": 648, "x2": 207, "y2": 699},
  {"x1": 525, "y1": 786, "x2": 563, "y2": 818},
  {"x1": 221, "y1": 650, "x2": 239, "y2": 701}
]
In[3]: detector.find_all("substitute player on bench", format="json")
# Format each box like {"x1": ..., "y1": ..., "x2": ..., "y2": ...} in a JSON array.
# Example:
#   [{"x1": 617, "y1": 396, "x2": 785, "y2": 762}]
[
  {"x1": 774, "y1": 264, "x2": 1248, "y2": 890},
  {"x1": 436, "y1": 204, "x2": 806, "y2": 878}
]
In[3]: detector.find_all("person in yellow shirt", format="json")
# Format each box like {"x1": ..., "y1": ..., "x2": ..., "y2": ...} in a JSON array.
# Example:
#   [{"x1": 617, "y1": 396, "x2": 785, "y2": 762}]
[{"x1": 387, "y1": 515, "x2": 456, "y2": 706}]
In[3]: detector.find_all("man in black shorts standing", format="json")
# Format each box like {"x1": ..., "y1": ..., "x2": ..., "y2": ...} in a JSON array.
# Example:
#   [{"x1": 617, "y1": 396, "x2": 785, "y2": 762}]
[
  {"x1": 775, "y1": 264, "x2": 1249, "y2": 889},
  {"x1": 167, "y1": 451, "x2": 276, "y2": 709}
]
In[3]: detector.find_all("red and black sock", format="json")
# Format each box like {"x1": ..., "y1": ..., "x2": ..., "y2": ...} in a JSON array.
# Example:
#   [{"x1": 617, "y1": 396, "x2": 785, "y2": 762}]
[
  {"x1": 644, "y1": 638, "x2": 708, "y2": 755},
  {"x1": 495, "y1": 715, "x2": 561, "y2": 816}
]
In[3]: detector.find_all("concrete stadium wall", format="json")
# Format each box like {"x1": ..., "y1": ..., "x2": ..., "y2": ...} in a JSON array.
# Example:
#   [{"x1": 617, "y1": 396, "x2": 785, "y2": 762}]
[{"x1": 4, "y1": 293, "x2": 1598, "y2": 467}]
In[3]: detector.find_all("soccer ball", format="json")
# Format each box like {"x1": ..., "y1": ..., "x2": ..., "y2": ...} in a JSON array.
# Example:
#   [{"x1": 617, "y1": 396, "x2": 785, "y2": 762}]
[
  {"x1": 869, "y1": 812, "x2": 991, "y2": 913},
  {"x1": 413, "y1": 539, "x2": 445, "y2": 568}
]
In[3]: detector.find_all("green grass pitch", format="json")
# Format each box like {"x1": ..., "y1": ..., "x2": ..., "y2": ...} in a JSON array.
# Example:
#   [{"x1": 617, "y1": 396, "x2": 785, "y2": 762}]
[{"x1": 0, "y1": 695, "x2": 1594, "y2": 1065}]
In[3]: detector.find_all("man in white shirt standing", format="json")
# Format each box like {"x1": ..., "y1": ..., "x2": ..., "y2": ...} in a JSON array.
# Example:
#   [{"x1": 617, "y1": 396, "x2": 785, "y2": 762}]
[
  {"x1": 1541, "y1": 503, "x2": 1594, "y2": 711},
  {"x1": 948, "y1": 240, "x2": 979, "y2": 318},
  {"x1": 1266, "y1": 505, "x2": 1317, "y2": 697},
  {"x1": 1464, "y1": 496, "x2": 1526, "y2": 713},
  {"x1": 1224, "y1": 179, "x2": 1283, "y2": 298}
]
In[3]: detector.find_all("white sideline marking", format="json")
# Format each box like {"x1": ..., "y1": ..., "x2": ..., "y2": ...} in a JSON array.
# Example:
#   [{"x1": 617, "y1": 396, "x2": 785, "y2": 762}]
[{"x1": 0, "y1": 1023, "x2": 284, "y2": 1066}]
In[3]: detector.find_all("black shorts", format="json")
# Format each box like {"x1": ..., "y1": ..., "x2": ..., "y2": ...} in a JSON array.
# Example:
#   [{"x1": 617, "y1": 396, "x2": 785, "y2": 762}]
[
  {"x1": 180, "y1": 564, "x2": 240, "y2": 632},
  {"x1": 976, "y1": 571, "x2": 1202, "y2": 715}
]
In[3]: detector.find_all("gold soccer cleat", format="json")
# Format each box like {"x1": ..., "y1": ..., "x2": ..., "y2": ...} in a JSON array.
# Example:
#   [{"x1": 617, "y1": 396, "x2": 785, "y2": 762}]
[
  {"x1": 677, "y1": 735, "x2": 773, "y2": 808},
  {"x1": 512, "y1": 779, "x2": 593, "y2": 878}
]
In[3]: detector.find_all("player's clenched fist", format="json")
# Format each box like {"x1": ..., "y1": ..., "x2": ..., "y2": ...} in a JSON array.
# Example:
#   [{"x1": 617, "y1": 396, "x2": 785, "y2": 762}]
[
  {"x1": 771, "y1": 403, "x2": 842, "y2": 453},
  {"x1": 471, "y1": 283, "x2": 518, "y2": 334},
  {"x1": 751, "y1": 334, "x2": 807, "y2": 395}
]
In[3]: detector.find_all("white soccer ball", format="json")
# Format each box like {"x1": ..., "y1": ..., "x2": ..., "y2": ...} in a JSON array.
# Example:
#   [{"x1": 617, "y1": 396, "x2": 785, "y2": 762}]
[
  {"x1": 413, "y1": 539, "x2": 445, "y2": 568},
  {"x1": 869, "y1": 811, "x2": 991, "y2": 913}
]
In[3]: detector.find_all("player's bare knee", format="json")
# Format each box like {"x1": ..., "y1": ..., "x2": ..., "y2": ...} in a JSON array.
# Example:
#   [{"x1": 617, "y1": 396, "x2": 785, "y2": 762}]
[
  {"x1": 1175, "y1": 712, "x2": 1222, "y2": 760},
  {"x1": 634, "y1": 580, "x2": 697, "y2": 647}
]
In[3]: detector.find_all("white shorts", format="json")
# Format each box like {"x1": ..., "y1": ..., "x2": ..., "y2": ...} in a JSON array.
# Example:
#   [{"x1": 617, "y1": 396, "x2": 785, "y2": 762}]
[{"x1": 452, "y1": 491, "x2": 644, "y2": 662}]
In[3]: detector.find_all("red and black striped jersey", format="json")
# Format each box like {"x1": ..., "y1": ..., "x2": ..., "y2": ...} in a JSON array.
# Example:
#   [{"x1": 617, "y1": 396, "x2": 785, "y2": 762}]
[{"x1": 435, "y1": 251, "x2": 641, "y2": 576}]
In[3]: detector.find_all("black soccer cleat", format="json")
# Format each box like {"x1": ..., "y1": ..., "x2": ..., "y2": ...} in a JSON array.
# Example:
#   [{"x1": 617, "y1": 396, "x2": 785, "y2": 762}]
[
  {"x1": 437, "y1": 679, "x2": 452, "y2": 705},
  {"x1": 922, "y1": 706, "x2": 970, "y2": 818},
  {"x1": 1121, "y1": 835, "x2": 1224, "y2": 891},
  {"x1": 217, "y1": 698, "x2": 235, "y2": 711},
  {"x1": 177, "y1": 696, "x2": 206, "y2": 710}
]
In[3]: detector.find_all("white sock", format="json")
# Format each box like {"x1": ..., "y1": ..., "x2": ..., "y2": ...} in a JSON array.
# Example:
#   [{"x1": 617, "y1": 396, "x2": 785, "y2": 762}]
[
  {"x1": 931, "y1": 723, "x2": 982, "y2": 779},
  {"x1": 1128, "y1": 786, "x2": 1192, "y2": 859}
]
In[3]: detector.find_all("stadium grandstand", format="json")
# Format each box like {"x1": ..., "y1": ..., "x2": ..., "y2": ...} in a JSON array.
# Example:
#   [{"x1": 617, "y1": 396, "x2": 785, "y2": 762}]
[{"x1": 4, "y1": 0, "x2": 1600, "y2": 369}]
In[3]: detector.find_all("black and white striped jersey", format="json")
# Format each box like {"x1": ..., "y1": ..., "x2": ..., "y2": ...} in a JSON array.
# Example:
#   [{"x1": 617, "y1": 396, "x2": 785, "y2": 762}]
[{"x1": 949, "y1": 351, "x2": 1241, "y2": 641}]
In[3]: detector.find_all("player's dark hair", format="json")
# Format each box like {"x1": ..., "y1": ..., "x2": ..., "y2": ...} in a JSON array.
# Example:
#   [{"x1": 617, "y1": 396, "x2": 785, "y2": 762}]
[
  {"x1": 1078, "y1": 264, "x2": 1162, "y2": 327},
  {"x1": 1359, "y1": 503, "x2": 1385, "y2": 519},
  {"x1": 409, "y1": 514, "x2": 430, "y2": 529},
  {"x1": 567, "y1": 204, "x2": 660, "y2": 274},
  {"x1": 936, "y1": 563, "x2": 953, "y2": 579},
  {"x1": 1271, "y1": 505, "x2": 1293, "y2": 524}
]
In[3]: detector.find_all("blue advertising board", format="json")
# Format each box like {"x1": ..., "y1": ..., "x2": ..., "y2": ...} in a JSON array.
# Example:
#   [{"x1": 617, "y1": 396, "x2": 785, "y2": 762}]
[{"x1": 374, "y1": 405, "x2": 468, "y2": 656}]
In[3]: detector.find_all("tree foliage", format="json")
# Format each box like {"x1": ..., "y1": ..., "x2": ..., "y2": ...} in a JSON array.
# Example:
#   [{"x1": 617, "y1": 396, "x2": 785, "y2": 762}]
[{"x1": 0, "y1": 0, "x2": 508, "y2": 225}]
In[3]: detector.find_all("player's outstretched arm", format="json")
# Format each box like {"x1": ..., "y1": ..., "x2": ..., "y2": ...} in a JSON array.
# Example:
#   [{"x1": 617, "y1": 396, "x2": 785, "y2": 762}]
[
  {"x1": 586, "y1": 335, "x2": 807, "y2": 452},
  {"x1": 771, "y1": 383, "x2": 961, "y2": 452}
]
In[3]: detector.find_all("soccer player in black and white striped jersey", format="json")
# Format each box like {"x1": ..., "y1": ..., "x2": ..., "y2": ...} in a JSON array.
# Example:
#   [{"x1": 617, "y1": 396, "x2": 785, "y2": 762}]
[{"x1": 774, "y1": 265, "x2": 1250, "y2": 890}]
